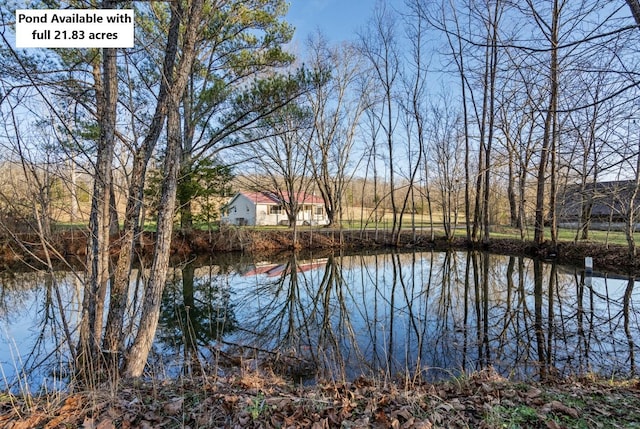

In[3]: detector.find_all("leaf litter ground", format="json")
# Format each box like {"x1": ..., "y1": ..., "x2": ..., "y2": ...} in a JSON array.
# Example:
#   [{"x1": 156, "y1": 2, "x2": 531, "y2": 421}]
[{"x1": 2, "y1": 367, "x2": 640, "y2": 428}]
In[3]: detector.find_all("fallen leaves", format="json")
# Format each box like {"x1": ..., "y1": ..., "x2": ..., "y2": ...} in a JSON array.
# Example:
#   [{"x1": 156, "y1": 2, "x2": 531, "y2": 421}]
[
  {"x1": 541, "y1": 400, "x2": 579, "y2": 418},
  {"x1": 162, "y1": 397, "x2": 184, "y2": 415},
  {"x1": 1, "y1": 370, "x2": 640, "y2": 428}
]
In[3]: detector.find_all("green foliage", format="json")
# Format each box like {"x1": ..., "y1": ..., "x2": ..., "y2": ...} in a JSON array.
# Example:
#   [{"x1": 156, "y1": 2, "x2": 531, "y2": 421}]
[
  {"x1": 158, "y1": 264, "x2": 238, "y2": 351},
  {"x1": 179, "y1": 159, "x2": 234, "y2": 228},
  {"x1": 247, "y1": 392, "x2": 268, "y2": 420},
  {"x1": 145, "y1": 158, "x2": 233, "y2": 227},
  {"x1": 484, "y1": 405, "x2": 539, "y2": 428},
  {"x1": 180, "y1": 0, "x2": 297, "y2": 146},
  {"x1": 144, "y1": 168, "x2": 164, "y2": 221},
  {"x1": 200, "y1": 0, "x2": 294, "y2": 72},
  {"x1": 178, "y1": 159, "x2": 233, "y2": 204},
  {"x1": 228, "y1": 69, "x2": 311, "y2": 122}
]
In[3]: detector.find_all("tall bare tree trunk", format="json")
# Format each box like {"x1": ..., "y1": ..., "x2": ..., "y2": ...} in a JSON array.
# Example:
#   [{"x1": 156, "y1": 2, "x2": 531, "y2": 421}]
[
  {"x1": 109, "y1": 183, "x2": 120, "y2": 235},
  {"x1": 124, "y1": 100, "x2": 183, "y2": 378},
  {"x1": 77, "y1": 0, "x2": 118, "y2": 377},
  {"x1": 549, "y1": 121, "x2": 558, "y2": 245},
  {"x1": 627, "y1": 0, "x2": 640, "y2": 26},
  {"x1": 441, "y1": 4, "x2": 473, "y2": 242},
  {"x1": 123, "y1": 0, "x2": 204, "y2": 377},
  {"x1": 398, "y1": 0, "x2": 427, "y2": 246},
  {"x1": 482, "y1": 0, "x2": 501, "y2": 244},
  {"x1": 360, "y1": 3, "x2": 399, "y2": 245},
  {"x1": 534, "y1": 0, "x2": 560, "y2": 246},
  {"x1": 69, "y1": 158, "x2": 78, "y2": 223},
  {"x1": 102, "y1": 3, "x2": 182, "y2": 363},
  {"x1": 386, "y1": 75, "x2": 398, "y2": 245},
  {"x1": 507, "y1": 146, "x2": 518, "y2": 227},
  {"x1": 625, "y1": 134, "x2": 640, "y2": 257}
]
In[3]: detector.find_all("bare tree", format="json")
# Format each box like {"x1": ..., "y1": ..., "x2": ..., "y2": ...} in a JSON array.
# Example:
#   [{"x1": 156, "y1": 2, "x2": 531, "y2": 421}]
[
  {"x1": 306, "y1": 34, "x2": 368, "y2": 228},
  {"x1": 102, "y1": 0, "x2": 298, "y2": 377},
  {"x1": 499, "y1": 95, "x2": 538, "y2": 239},
  {"x1": 428, "y1": 0, "x2": 505, "y2": 243},
  {"x1": 434, "y1": 0, "x2": 476, "y2": 242},
  {"x1": 360, "y1": 99, "x2": 385, "y2": 239},
  {"x1": 627, "y1": 0, "x2": 640, "y2": 26},
  {"x1": 398, "y1": 0, "x2": 430, "y2": 244},
  {"x1": 500, "y1": 0, "x2": 563, "y2": 247},
  {"x1": 359, "y1": 2, "x2": 401, "y2": 244},
  {"x1": 563, "y1": 69, "x2": 616, "y2": 242},
  {"x1": 477, "y1": 0, "x2": 504, "y2": 244},
  {"x1": 121, "y1": 0, "x2": 206, "y2": 378},
  {"x1": 617, "y1": 125, "x2": 640, "y2": 257},
  {"x1": 524, "y1": 0, "x2": 617, "y2": 246},
  {"x1": 77, "y1": 0, "x2": 119, "y2": 377},
  {"x1": 242, "y1": 102, "x2": 314, "y2": 246},
  {"x1": 428, "y1": 96, "x2": 465, "y2": 241}
]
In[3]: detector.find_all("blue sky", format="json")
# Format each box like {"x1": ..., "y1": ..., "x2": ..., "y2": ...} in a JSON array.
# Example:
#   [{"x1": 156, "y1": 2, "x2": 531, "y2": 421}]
[{"x1": 285, "y1": 0, "x2": 378, "y2": 48}]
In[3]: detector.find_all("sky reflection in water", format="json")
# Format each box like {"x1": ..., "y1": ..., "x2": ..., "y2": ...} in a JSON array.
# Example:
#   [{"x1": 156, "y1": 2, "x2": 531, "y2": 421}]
[{"x1": 1, "y1": 250, "x2": 639, "y2": 391}]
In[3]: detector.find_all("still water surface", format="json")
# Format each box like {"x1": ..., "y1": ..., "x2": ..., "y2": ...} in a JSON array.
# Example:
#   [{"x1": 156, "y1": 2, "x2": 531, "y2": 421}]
[{"x1": 1, "y1": 250, "x2": 639, "y2": 390}]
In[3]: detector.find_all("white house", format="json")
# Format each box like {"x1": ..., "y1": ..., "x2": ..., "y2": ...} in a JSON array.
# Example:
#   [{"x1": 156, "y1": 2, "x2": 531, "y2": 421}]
[{"x1": 221, "y1": 191, "x2": 329, "y2": 226}]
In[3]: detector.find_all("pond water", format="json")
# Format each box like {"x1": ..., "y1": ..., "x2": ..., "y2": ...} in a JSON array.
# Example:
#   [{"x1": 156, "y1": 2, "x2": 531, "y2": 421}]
[{"x1": 1, "y1": 250, "x2": 639, "y2": 391}]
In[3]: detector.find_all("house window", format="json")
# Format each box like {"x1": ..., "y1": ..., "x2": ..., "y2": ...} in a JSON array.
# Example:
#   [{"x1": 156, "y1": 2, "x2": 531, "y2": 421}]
[
  {"x1": 315, "y1": 206, "x2": 323, "y2": 216},
  {"x1": 270, "y1": 205, "x2": 283, "y2": 215}
]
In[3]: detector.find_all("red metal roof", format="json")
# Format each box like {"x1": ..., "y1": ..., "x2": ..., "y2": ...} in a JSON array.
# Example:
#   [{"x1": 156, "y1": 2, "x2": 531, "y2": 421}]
[
  {"x1": 237, "y1": 191, "x2": 324, "y2": 205},
  {"x1": 240, "y1": 191, "x2": 279, "y2": 204}
]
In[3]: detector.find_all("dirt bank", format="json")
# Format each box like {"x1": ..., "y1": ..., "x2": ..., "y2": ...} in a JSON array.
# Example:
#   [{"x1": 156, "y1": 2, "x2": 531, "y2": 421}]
[{"x1": 1, "y1": 227, "x2": 639, "y2": 276}]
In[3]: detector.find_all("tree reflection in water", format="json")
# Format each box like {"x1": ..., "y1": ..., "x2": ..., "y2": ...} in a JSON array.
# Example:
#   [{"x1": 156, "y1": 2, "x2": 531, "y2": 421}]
[
  {"x1": 153, "y1": 251, "x2": 640, "y2": 382},
  {"x1": 2, "y1": 250, "x2": 640, "y2": 389},
  {"x1": 0, "y1": 270, "x2": 81, "y2": 391},
  {"x1": 157, "y1": 262, "x2": 237, "y2": 376}
]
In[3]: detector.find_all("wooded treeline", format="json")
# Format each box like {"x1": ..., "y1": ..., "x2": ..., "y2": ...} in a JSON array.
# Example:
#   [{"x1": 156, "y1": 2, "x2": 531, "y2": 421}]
[{"x1": 1, "y1": 0, "x2": 639, "y2": 380}]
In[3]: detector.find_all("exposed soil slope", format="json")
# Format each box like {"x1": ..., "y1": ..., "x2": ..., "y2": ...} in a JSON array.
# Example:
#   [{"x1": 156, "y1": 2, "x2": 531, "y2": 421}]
[{"x1": 1, "y1": 228, "x2": 639, "y2": 276}]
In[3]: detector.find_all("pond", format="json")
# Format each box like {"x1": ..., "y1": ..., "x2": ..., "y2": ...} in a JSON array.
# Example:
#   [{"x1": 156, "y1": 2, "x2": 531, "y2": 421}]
[{"x1": 1, "y1": 250, "x2": 639, "y2": 392}]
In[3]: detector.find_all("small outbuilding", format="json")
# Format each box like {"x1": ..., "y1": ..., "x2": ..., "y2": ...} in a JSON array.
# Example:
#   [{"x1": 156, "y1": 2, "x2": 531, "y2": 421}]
[
  {"x1": 221, "y1": 191, "x2": 329, "y2": 226},
  {"x1": 557, "y1": 180, "x2": 640, "y2": 222}
]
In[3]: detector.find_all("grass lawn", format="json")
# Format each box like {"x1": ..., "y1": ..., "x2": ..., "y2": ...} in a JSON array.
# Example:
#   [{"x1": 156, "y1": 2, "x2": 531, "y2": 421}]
[{"x1": 51, "y1": 217, "x2": 640, "y2": 250}]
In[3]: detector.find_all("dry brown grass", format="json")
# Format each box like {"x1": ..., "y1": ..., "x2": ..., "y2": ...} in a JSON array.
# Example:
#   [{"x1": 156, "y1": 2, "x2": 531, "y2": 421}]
[
  {"x1": 3, "y1": 227, "x2": 640, "y2": 277},
  {"x1": 3, "y1": 367, "x2": 640, "y2": 428}
]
